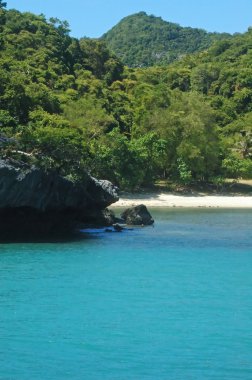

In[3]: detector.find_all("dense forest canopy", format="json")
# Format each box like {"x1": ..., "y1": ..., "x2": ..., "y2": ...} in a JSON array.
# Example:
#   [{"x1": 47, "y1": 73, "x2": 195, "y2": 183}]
[
  {"x1": 102, "y1": 12, "x2": 232, "y2": 67},
  {"x1": 0, "y1": 4, "x2": 252, "y2": 189}
]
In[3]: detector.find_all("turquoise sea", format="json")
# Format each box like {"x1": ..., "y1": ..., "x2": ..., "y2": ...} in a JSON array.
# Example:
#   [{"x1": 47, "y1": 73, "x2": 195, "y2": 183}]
[{"x1": 1, "y1": 208, "x2": 252, "y2": 380}]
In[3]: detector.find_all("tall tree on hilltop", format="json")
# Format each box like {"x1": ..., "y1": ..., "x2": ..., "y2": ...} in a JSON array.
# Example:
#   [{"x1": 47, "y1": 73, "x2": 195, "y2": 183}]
[
  {"x1": 0, "y1": 1, "x2": 6, "y2": 9},
  {"x1": 0, "y1": 0, "x2": 6, "y2": 46}
]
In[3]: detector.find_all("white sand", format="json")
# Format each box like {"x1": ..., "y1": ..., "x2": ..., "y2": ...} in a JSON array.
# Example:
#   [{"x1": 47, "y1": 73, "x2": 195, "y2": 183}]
[{"x1": 111, "y1": 192, "x2": 252, "y2": 208}]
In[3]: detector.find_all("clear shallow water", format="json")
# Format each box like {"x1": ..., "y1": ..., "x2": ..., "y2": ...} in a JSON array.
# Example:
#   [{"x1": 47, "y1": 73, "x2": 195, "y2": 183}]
[{"x1": 1, "y1": 209, "x2": 252, "y2": 380}]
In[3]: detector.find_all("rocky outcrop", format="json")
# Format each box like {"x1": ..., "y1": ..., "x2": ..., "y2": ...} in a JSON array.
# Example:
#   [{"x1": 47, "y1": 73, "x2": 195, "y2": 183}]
[
  {"x1": 0, "y1": 160, "x2": 118, "y2": 211},
  {"x1": 121, "y1": 204, "x2": 154, "y2": 225},
  {"x1": 0, "y1": 159, "x2": 119, "y2": 240}
]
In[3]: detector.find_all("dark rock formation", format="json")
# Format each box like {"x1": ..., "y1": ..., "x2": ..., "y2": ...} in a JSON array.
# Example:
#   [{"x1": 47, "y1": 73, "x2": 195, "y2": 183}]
[
  {"x1": 113, "y1": 223, "x2": 124, "y2": 232},
  {"x1": 84, "y1": 208, "x2": 116, "y2": 226},
  {"x1": 0, "y1": 159, "x2": 119, "y2": 240},
  {"x1": 0, "y1": 160, "x2": 118, "y2": 211},
  {"x1": 121, "y1": 204, "x2": 154, "y2": 225},
  {"x1": 104, "y1": 224, "x2": 124, "y2": 233}
]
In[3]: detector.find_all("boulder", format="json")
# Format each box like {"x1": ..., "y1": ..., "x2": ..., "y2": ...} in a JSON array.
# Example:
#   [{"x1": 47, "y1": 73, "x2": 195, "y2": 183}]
[{"x1": 121, "y1": 204, "x2": 154, "y2": 225}]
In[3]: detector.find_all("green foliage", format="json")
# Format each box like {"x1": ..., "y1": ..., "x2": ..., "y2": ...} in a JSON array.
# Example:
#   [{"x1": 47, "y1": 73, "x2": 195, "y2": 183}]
[
  {"x1": 22, "y1": 125, "x2": 86, "y2": 175},
  {"x1": 130, "y1": 132, "x2": 167, "y2": 185},
  {"x1": 222, "y1": 155, "x2": 252, "y2": 179},
  {"x1": 177, "y1": 158, "x2": 192, "y2": 184},
  {"x1": 63, "y1": 96, "x2": 117, "y2": 139},
  {"x1": 0, "y1": 1, "x2": 7, "y2": 9},
  {"x1": 102, "y1": 12, "x2": 231, "y2": 67},
  {"x1": 89, "y1": 129, "x2": 141, "y2": 190},
  {"x1": 79, "y1": 38, "x2": 123, "y2": 83},
  {"x1": 1, "y1": 6, "x2": 252, "y2": 190},
  {"x1": 0, "y1": 109, "x2": 17, "y2": 135}
]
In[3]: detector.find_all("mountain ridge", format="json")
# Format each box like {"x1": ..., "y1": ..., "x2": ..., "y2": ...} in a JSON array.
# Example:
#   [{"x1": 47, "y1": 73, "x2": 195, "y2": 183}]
[{"x1": 102, "y1": 11, "x2": 232, "y2": 67}]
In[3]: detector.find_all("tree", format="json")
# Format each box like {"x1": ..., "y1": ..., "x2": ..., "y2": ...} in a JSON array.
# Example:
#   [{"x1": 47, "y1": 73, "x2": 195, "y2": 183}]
[
  {"x1": 21, "y1": 125, "x2": 86, "y2": 176},
  {"x1": 90, "y1": 129, "x2": 142, "y2": 189},
  {"x1": 0, "y1": 1, "x2": 6, "y2": 9},
  {"x1": 130, "y1": 132, "x2": 167, "y2": 184},
  {"x1": 63, "y1": 96, "x2": 117, "y2": 141}
]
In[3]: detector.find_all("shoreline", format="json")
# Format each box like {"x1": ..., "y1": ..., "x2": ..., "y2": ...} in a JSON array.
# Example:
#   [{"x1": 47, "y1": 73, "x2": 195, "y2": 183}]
[{"x1": 111, "y1": 192, "x2": 252, "y2": 208}]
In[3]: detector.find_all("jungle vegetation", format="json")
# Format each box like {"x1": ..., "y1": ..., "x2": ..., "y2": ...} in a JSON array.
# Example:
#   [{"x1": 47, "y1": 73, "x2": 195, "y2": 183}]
[
  {"x1": 102, "y1": 12, "x2": 231, "y2": 67},
  {"x1": 0, "y1": 3, "x2": 252, "y2": 190}
]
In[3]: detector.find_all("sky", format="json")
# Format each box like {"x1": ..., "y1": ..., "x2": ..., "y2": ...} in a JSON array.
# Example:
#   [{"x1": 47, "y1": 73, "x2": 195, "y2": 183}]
[{"x1": 6, "y1": 0, "x2": 252, "y2": 38}]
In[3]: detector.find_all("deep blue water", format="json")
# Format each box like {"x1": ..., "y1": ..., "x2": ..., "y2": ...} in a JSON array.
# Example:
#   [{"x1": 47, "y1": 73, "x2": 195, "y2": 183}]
[{"x1": 1, "y1": 209, "x2": 252, "y2": 380}]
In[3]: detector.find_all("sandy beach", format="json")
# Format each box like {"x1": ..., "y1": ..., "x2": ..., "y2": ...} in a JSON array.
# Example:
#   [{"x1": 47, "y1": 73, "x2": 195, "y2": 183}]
[{"x1": 111, "y1": 192, "x2": 252, "y2": 208}]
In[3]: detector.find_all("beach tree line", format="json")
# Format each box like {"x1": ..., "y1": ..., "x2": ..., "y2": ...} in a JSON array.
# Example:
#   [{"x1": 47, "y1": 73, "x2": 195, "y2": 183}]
[{"x1": 0, "y1": 5, "x2": 251, "y2": 189}]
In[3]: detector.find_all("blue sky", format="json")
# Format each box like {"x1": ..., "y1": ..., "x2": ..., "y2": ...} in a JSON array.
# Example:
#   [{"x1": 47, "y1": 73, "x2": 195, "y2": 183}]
[{"x1": 6, "y1": 0, "x2": 252, "y2": 38}]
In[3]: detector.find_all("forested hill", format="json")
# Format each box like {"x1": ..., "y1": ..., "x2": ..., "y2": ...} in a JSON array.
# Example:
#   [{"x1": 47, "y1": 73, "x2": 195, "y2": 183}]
[
  {"x1": 0, "y1": 3, "x2": 252, "y2": 190},
  {"x1": 0, "y1": 6, "x2": 124, "y2": 178},
  {"x1": 102, "y1": 12, "x2": 231, "y2": 67}
]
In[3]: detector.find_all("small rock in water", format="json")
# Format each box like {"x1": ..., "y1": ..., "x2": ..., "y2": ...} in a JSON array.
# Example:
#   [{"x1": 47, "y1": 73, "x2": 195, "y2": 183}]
[
  {"x1": 121, "y1": 204, "x2": 154, "y2": 226},
  {"x1": 113, "y1": 223, "x2": 124, "y2": 232},
  {"x1": 104, "y1": 228, "x2": 113, "y2": 233}
]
